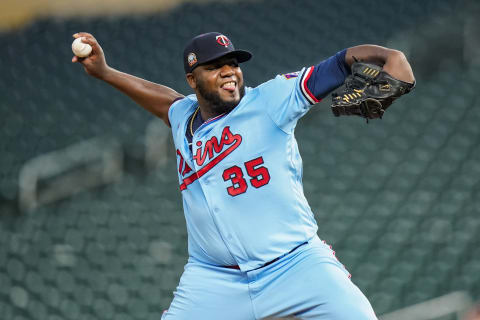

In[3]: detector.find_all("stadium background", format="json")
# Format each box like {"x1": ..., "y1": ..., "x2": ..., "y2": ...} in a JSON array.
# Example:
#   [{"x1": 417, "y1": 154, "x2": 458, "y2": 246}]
[{"x1": 0, "y1": 0, "x2": 479, "y2": 319}]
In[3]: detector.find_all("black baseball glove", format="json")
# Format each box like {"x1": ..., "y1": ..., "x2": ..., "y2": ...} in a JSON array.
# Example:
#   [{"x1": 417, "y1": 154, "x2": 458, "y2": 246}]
[{"x1": 331, "y1": 61, "x2": 415, "y2": 121}]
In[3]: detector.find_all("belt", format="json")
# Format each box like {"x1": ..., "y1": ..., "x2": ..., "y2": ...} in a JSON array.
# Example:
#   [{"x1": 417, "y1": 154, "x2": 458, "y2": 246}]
[{"x1": 223, "y1": 241, "x2": 308, "y2": 271}]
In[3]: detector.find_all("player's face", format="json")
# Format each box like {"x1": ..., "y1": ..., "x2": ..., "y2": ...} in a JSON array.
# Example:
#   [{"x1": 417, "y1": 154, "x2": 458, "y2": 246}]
[{"x1": 192, "y1": 56, "x2": 245, "y2": 114}]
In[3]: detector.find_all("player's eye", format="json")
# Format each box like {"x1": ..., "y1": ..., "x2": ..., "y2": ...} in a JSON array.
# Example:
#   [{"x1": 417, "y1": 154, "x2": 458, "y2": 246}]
[
  {"x1": 207, "y1": 64, "x2": 223, "y2": 70},
  {"x1": 204, "y1": 65, "x2": 217, "y2": 70},
  {"x1": 206, "y1": 60, "x2": 238, "y2": 70}
]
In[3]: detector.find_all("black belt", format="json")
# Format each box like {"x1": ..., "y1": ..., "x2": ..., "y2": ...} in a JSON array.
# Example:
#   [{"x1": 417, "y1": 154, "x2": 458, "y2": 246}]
[{"x1": 223, "y1": 241, "x2": 308, "y2": 270}]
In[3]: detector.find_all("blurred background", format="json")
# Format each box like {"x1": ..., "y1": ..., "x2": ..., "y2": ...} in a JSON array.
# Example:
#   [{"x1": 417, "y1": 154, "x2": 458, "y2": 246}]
[{"x1": 0, "y1": 0, "x2": 479, "y2": 319}]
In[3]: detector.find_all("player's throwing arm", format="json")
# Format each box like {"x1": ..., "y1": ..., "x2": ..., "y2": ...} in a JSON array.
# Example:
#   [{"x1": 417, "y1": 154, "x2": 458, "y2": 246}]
[{"x1": 71, "y1": 32, "x2": 183, "y2": 125}]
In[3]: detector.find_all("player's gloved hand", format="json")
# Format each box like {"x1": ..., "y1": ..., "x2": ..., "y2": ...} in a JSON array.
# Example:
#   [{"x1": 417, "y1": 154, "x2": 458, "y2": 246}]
[
  {"x1": 331, "y1": 61, "x2": 415, "y2": 121},
  {"x1": 71, "y1": 32, "x2": 110, "y2": 80}
]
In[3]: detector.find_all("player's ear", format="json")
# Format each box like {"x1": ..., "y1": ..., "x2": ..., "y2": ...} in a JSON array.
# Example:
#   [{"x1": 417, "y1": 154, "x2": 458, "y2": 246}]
[{"x1": 186, "y1": 73, "x2": 197, "y2": 89}]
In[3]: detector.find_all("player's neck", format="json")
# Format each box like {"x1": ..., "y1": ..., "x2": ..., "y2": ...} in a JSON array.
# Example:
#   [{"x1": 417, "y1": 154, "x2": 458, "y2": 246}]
[
  {"x1": 197, "y1": 99, "x2": 234, "y2": 122},
  {"x1": 198, "y1": 104, "x2": 221, "y2": 122}
]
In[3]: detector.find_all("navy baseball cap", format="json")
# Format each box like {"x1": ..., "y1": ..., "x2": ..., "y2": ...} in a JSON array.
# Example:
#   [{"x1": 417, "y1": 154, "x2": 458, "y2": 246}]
[{"x1": 183, "y1": 32, "x2": 252, "y2": 73}]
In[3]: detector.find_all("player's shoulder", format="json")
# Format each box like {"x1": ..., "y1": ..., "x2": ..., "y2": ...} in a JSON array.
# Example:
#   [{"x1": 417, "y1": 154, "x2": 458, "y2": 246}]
[
  {"x1": 171, "y1": 94, "x2": 197, "y2": 107},
  {"x1": 253, "y1": 67, "x2": 310, "y2": 91},
  {"x1": 169, "y1": 94, "x2": 196, "y2": 114},
  {"x1": 251, "y1": 67, "x2": 313, "y2": 100},
  {"x1": 168, "y1": 94, "x2": 197, "y2": 128}
]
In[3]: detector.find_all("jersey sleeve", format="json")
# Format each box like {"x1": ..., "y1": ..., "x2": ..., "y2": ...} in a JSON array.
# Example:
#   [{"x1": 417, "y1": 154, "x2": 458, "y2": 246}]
[
  {"x1": 167, "y1": 98, "x2": 182, "y2": 130},
  {"x1": 256, "y1": 68, "x2": 314, "y2": 134},
  {"x1": 306, "y1": 49, "x2": 350, "y2": 100},
  {"x1": 259, "y1": 50, "x2": 349, "y2": 133},
  {"x1": 168, "y1": 95, "x2": 196, "y2": 135}
]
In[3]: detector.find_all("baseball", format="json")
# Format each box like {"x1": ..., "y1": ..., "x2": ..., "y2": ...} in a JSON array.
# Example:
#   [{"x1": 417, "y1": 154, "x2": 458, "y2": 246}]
[{"x1": 72, "y1": 37, "x2": 92, "y2": 57}]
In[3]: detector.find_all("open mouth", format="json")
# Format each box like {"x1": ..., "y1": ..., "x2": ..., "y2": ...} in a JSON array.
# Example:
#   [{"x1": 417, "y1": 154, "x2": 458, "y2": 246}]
[{"x1": 221, "y1": 81, "x2": 237, "y2": 92}]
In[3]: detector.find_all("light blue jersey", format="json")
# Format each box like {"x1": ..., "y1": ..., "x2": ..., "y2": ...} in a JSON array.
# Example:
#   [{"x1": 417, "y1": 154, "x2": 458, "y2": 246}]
[
  {"x1": 163, "y1": 55, "x2": 377, "y2": 319},
  {"x1": 169, "y1": 66, "x2": 322, "y2": 271}
]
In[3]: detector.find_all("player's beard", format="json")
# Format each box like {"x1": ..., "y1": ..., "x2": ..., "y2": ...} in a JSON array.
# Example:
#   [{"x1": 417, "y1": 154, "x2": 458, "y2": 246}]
[{"x1": 196, "y1": 79, "x2": 245, "y2": 115}]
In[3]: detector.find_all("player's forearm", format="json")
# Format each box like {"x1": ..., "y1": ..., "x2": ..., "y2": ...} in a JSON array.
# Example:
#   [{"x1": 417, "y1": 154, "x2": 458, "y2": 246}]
[
  {"x1": 101, "y1": 67, "x2": 184, "y2": 124},
  {"x1": 381, "y1": 50, "x2": 415, "y2": 84},
  {"x1": 345, "y1": 45, "x2": 415, "y2": 83}
]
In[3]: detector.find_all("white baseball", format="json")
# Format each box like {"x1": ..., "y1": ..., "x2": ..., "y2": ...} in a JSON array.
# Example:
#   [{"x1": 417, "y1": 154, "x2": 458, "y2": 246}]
[{"x1": 72, "y1": 37, "x2": 92, "y2": 58}]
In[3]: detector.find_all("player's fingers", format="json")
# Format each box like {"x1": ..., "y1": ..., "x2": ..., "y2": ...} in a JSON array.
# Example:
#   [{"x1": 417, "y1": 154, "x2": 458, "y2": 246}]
[
  {"x1": 73, "y1": 56, "x2": 87, "y2": 65},
  {"x1": 79, "y1": 36, "x2": 97, "y2": 46},
  {"x1": 73, "y1": 32, "x2": 94, "y2": 39},
  {"x1": 73, "y1": 33, "x2": 98, "y2": 48},
  {"x1": 78, "y1": 36, "x2": 101, "y2": 54}
]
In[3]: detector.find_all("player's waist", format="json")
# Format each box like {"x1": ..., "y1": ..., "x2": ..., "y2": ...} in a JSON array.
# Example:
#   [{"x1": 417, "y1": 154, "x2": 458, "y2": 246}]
[{"x1": 222, "y1": 241, "x2": 308, "y2": 271}]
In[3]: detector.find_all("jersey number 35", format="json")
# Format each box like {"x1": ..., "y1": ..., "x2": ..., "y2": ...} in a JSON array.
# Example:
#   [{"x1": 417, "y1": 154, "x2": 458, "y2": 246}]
[{"x1": 222, "y1": 156, "x2": 271, "y2": 196}]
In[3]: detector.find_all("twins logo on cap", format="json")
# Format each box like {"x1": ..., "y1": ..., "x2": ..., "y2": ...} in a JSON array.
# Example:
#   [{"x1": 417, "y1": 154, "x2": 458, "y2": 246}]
[
  {"x1": 216, "y1": 35, "x2": 230, "y2": 47},
  {"x1": 187, "y1": 52, "x2": 197, "y2": 67}
]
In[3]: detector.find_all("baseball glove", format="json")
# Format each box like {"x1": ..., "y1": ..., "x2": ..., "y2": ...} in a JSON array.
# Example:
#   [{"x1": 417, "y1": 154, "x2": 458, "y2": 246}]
[{"x1": 331, "y1": 60, "x2": 415, "y2": 121}]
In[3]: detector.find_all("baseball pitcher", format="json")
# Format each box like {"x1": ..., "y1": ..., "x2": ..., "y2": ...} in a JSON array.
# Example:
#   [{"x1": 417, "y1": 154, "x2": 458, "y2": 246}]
[{"x1": 72, "y1": 31, "x2": 415, "y2": 319}]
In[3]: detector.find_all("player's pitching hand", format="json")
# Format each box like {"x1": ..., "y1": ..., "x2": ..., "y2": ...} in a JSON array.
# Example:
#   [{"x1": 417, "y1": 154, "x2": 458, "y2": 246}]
[{"x1": 71, "y1": 32, "x2": 109, "y2": 79}]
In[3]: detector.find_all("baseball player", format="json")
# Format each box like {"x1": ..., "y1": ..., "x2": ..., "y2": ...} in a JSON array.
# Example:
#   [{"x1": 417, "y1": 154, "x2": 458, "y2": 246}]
[{"x1": 72, "y1": 31, "x2": 415, "y2": 319}]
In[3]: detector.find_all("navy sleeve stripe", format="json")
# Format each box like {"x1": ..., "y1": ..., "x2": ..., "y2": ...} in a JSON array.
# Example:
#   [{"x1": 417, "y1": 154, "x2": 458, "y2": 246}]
[
  {"x1": 304, "y1": 50, "x2": 350, "y2": 101},
  {"x1": 300, "y1": 66, "x2": 321, "y2": 105}
]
